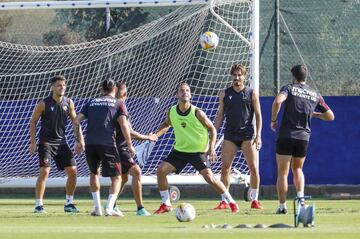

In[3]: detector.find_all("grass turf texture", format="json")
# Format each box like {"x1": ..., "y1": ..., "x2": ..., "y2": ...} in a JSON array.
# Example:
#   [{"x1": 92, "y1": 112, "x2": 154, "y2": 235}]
[{"x1": 0, "y1": 198, "x2": 359, "y2": 239}]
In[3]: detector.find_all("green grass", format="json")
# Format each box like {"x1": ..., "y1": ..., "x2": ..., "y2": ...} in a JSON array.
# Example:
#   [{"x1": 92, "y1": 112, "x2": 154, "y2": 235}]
[{"x1": 0, "y1": 198, "x2": 359, "y2": 239}]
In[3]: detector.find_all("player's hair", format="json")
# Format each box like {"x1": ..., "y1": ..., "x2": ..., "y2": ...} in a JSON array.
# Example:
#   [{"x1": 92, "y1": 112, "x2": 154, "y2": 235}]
[
  {"x1": 177, "y1": 82, "x2": 191, "y2": 93},
  {"x1": 51, "y1": 75, "x2": 66, "y2": 85},
  {"x1": 115, "y1": 81, "x2": 126, "y2": 98},
  {"x1": 230, "y1": 64, "x2": 247, "y2": 75},
  {"x1": 102, "y1": 78, "x2": 116, "y2": 94},
  {"x1": 291, "y1": 64, "x2": 308, "y2": 82}
]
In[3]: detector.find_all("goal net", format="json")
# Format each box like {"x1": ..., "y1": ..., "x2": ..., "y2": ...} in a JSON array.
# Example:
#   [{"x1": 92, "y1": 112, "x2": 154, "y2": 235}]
[{"x1": 0, "y1": 0, "x2": 258, "y2": 186}]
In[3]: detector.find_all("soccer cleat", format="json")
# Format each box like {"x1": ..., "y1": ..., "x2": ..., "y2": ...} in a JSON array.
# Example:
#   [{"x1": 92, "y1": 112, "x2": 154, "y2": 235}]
[
  {"x1": 213, "y1": 201, "x2": 228, "y2": 210},
  {"x1": 276, "y1": 208, "x2": 288, "y2": 214},
  {"x1": 91, "y1": 207, "x2": 102, "y2": 216},
  {"x1": 154, "y1": 203, "x2": 173, "y2": 214},
  {"x1": 136, "y1": 208, "x2": 151, "y2": 216},
  {"x1": 229, "y1": 202, "x2": 240, "y2": 213},
  {"x1": 251, "y1": 200, "x2": 263, "y2": 209},
  {"x1": 34, "y1": 205, "x2": 46, "y2": 213},
  {"x1": 64, "y1": 204, "x2": 80, "y2": 213},
  {"x1": 105, "y1": 207, "x2": 124, "y2": 217}
]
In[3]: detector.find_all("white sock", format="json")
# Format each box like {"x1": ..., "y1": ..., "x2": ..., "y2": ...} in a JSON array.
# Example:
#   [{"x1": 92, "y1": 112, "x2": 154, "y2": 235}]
[
  {"x1": 221, "y1": 194, "x2": 228, "y2": 203},
  {"x1": 106, "y1": 194, "x2": 117, "y2": 209},
  {"x1": 279, "y1": 203, "x2": 287, "y2": 210},
  {"x1": 249, "y1": 188, "x2": 259, "y2": 201},
  {"x1": 66, "y1": 195, "x2": 74, "y2": 205},
  {"x1": 35, "y1": 199, "x2": 43, "y2": 207},
  {"x1": 221, "y1": 191, "x2": 235, "y2": 204},
  {"x1": 159, "y1": 190, "x2": 171, "y2": 206},
  {"x1": 297, "y1": 191, "x2": 305, "y2": 205},
  {"x1": 91, "y1": 191, "x2": 101, "y2": 210}
]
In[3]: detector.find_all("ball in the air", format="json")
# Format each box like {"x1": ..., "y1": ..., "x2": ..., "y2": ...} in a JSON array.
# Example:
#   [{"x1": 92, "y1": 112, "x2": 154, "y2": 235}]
[{"x1": 199, "y1": 31, "x2": 219, "y2": 50}]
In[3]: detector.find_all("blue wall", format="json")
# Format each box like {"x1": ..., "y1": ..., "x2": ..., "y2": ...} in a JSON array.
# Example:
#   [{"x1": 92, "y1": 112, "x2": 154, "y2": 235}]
[{"x1": 259, "y1": 96, "x2": 360, "y2": 185}]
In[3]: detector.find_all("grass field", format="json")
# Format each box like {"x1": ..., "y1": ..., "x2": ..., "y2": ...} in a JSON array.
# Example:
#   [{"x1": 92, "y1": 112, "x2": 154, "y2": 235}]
[{"x1": 0, "y1": 198, "x2": 359, "y2": 239}]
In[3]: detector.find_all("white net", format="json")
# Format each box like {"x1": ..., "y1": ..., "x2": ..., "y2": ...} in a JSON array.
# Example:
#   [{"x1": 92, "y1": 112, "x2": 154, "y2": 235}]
[{"x1": 0, "y1": 0, "x2": 254, "y2": 184}]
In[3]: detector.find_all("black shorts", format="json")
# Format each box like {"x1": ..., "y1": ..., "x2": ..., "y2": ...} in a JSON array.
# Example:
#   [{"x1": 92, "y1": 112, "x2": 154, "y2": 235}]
[
  {"x1": 164, "y1": 150, "x2": 208, "y2": 174},
  {"x1": 38, "y1": 143, "x2": 75, "y2": 170},
  {"x1": 118, "y1": 147, "x2": 136, "y2": 174},
  {"x1": 225, "y1": 139, "x2": 245, "y2": 148},
  {"x1": 85, "y1": 144, "x2": 121, "y2": 177},
  {"x1": 276, "y1": 138, "x2": 309, "y2": 157}
]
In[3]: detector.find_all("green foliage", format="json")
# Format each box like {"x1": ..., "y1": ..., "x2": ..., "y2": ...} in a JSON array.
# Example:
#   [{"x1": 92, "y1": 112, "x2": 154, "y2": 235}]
[{"x1": 0, "y1": 12, "x2": 12, "y2": 41}]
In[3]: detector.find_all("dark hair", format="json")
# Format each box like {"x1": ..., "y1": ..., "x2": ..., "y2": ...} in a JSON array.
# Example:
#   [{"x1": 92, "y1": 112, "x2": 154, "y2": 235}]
[
  {"x1": 102, "y1": 78, "x2": 116, "y2": 94},
  {"x1": 291, "y1": 64, "x2": 308, "y2": 82},
  {"x1": 51, "y1": 75, "x2": 66, "y2": 85},
  {"x1": 230, "y1": 64, "x2": 247, "y2": 75},
  {"x1": 116, "y1": 81, "x2": 126, "y2": 89},
  {"x1": 177, "y1": 82, "x2": 191, "y2": 92}
]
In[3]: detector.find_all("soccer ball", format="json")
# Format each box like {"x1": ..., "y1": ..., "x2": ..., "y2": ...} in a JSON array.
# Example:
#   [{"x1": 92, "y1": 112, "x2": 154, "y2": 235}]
[
  {"x1": 175, "y1": 203, "x2": 196, "y2": 222},
  {"x1": 199, "y1": 31, "x2": 219, "y2": 50}
]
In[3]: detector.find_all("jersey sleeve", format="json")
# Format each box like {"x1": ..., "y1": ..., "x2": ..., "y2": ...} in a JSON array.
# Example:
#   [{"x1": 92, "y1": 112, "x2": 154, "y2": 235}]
[
  {"x1": 117, "y1": 101, "x2": 128, "y2": 118},
  {"x1": 315, "y1": 95, "x2": 330, "y2": 113},
  {"x1": 279, "y1": 84, "x2": 291, "y2": 97}
]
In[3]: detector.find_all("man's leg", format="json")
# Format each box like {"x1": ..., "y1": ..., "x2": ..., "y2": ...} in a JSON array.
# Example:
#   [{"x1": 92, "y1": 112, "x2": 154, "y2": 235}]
[
  {"x1": 90, "y1": 169, "x2": 102, "y2": 216},
  {"x1": 155, "y1": 161, "x2": 176, "y2": 214},
  {"x1": 34, "y1": 166, "x2": 50, "y2": 213},
  {"x1": 291, "y1": 156, "x2": 306, "y2": 205},
  {"x1": 241, "y1": 140, "x2": 262, "y2": 208},
  {"x1": 215, "y1": 140, "x2": 237, "y2": 209},
  {"x1": 276, "y1": 154, "x2": 292, "y2": 213},
  {"x1": 200, "y1": 168, "x2": 239, "y2": 213},
  {"x1": 63, "y1": 166, "x2": 79, "y2": 212}
]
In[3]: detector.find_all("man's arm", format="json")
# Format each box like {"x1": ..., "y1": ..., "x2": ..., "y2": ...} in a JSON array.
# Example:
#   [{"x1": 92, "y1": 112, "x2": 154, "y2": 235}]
[
  {"x1": 213, "y1": 90, "x2": 225, "y2": 131},
  {"x1": 252, "y1": 91, "x2": 262, "y2": 150},
  {"x1": 29, "y1": 101, "x2": 45, "y2": 155},
  {"x1": 69, "y1": 99, "x2": 85, "y2": 155},
  {"x1": 271, "y1": 93, "x2": 287, "y2": 132},
  {"x1": 196, "y1": 109, "x2": 217, "y2": 163},
  {"x1": 118, "y1": 115, "x2": 136, "y2": 157},
  {"x1": 154, "y1": 110, "x2": 171, "y2": 139},
  {"x1": 313, "y1": 110, "x2": 335, "y2": 121},
  {"x1": 128, "y1": 121, "x2": 158, "y2": 142}
]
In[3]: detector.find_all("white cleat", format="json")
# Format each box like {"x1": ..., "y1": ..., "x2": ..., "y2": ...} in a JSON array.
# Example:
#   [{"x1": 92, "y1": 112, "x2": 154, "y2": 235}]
[
  {"x1": 91, "y1": 207, "x2": 103, "y2": 216},
  {"x1": 105, "y1": 207, "x2": 124, "y2": 217}
]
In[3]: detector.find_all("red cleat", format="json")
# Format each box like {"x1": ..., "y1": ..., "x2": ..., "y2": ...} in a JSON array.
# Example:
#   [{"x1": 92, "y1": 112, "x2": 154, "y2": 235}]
[
  {"x1": 213, "y1": 201, "x2": 228, "y2": 210},
  {"x1": 154, "y1": 203, "x2": 173, "y2": 214},
  {"x1": 251, "y1": 200, "x2": 263, "y2": 209},
  {"x1": 229, "y1": 202, "x2": 239, "y2": 213}
]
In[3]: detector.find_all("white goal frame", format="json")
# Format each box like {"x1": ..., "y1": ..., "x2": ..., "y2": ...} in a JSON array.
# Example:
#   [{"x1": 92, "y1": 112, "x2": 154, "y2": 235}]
[{"x1": 0, "y1": 0, "x2": 259, "y2": 188}]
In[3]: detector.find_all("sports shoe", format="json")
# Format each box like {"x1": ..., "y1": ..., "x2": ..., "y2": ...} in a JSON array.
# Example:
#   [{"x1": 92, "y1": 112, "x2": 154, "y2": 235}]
[
  {"x1": 136, "y1": 208, "x2": 151, "y2": 216},
  {"x1": 105, "y1": 207, "x2": 124, "y2": 217},
  {"x1": 229, "y1": 202, "x2": 240, "y2": 213},
  {"x1": 91, "y1": 207, "x2": 102, "y2": 216},
  {"x1": 251, "y1": 200, "x2": 263, "y2": 209},
  {"x1": 34, "y1": 205, "x2": 46, "y2": 213},
  {"x1": 276, "y1": 208, "x2": 288, "y2": 214},
  {"x1": 64, "y1": 204, "x2": 80, "y2": 213},
  {"x1": 213, "y1": 201, "x2": 228, "y2": 210},
  {"x1": 154, "y1": 203, "x2": 173, "y2": 214}
]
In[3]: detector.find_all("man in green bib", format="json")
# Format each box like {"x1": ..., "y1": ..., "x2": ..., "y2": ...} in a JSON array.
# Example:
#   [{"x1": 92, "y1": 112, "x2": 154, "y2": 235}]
[{"x1": 154, "y1": 83, "x2": 239, "y2": 214}]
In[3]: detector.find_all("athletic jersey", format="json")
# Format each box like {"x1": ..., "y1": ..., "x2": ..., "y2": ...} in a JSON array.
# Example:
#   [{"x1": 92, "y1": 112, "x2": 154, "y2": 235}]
[
  {"x1": 39, "y1": 95, "x2": 70, "y2": 144},
  {"x1": 169, "y1": 104, "x2": 208, "y2": 153},
  {"x1": 115, "y1": 100, "x2": 129, "y2": 149},
  {"x1": 223, "y1": 86, "x2": 255, "y2": 141},
  {"x1": 278, "y1": 83, "x2": 330, "y2": 141},
  {"x1": 81, "y1": 95, "x2": 127, "y2": 146}
]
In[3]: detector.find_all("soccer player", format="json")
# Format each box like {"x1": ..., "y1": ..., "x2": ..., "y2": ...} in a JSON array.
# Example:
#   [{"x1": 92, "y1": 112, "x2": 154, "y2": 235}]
[
  {"x1": 271, "y1": 64, "x2": 334, "y2": 214},
  {"x1": 29, "y1": 75, "x2": 85, "y2": 213},
  {"x1": 75, "y1": 79, "x2": 135, "y2": 216},
  {"x1": 114, "y1": 81, "x2": 158, "y2": 216},
  {"x1": 154, "y1": 83, "x2": 239, "y2": 214},
  {"x1": 213, "y1": 64, "x2": 263, "y2": 210}
]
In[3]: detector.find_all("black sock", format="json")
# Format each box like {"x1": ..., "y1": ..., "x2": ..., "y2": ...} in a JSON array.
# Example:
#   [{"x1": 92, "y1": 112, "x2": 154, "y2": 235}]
[{"x1": 137, "y1": 206, "x2": 144, "y2": 211}]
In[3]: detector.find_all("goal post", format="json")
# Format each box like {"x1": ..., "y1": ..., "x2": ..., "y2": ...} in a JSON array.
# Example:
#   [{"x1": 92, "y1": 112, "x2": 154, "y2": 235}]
[{"x1": 0, "y1": 0, "x2": 259, "y2": 187}]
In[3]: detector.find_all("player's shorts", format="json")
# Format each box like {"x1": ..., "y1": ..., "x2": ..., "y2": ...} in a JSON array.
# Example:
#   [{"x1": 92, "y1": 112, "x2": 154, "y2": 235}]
[
  {"x1": 276, "y1": 138, "x2": 309, "y2": 157},
  {"x1": 224, "y1": 135, "x2": 253, "y2": 148},
  {"x1": 85, "y1": 144, "x2": 121, "y2": 177},
  {"x1": 118, "y1": 147, "x2": 136, "y2": 175},
  {"x1": 38, "y1": 143, "x2": 75, "y2": 170},
  {"x1": 164, "y1": 150, "x2": 208, "y2": 174}
]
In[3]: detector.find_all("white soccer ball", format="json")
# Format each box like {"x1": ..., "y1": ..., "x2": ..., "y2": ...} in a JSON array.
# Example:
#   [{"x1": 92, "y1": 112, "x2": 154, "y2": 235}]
[
  {"x1": 199, "y1": 31, "x2": 219, "y2": 50},
  {"x1": 175, "y1": 203, "x2": 196, "y2": 222}
]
